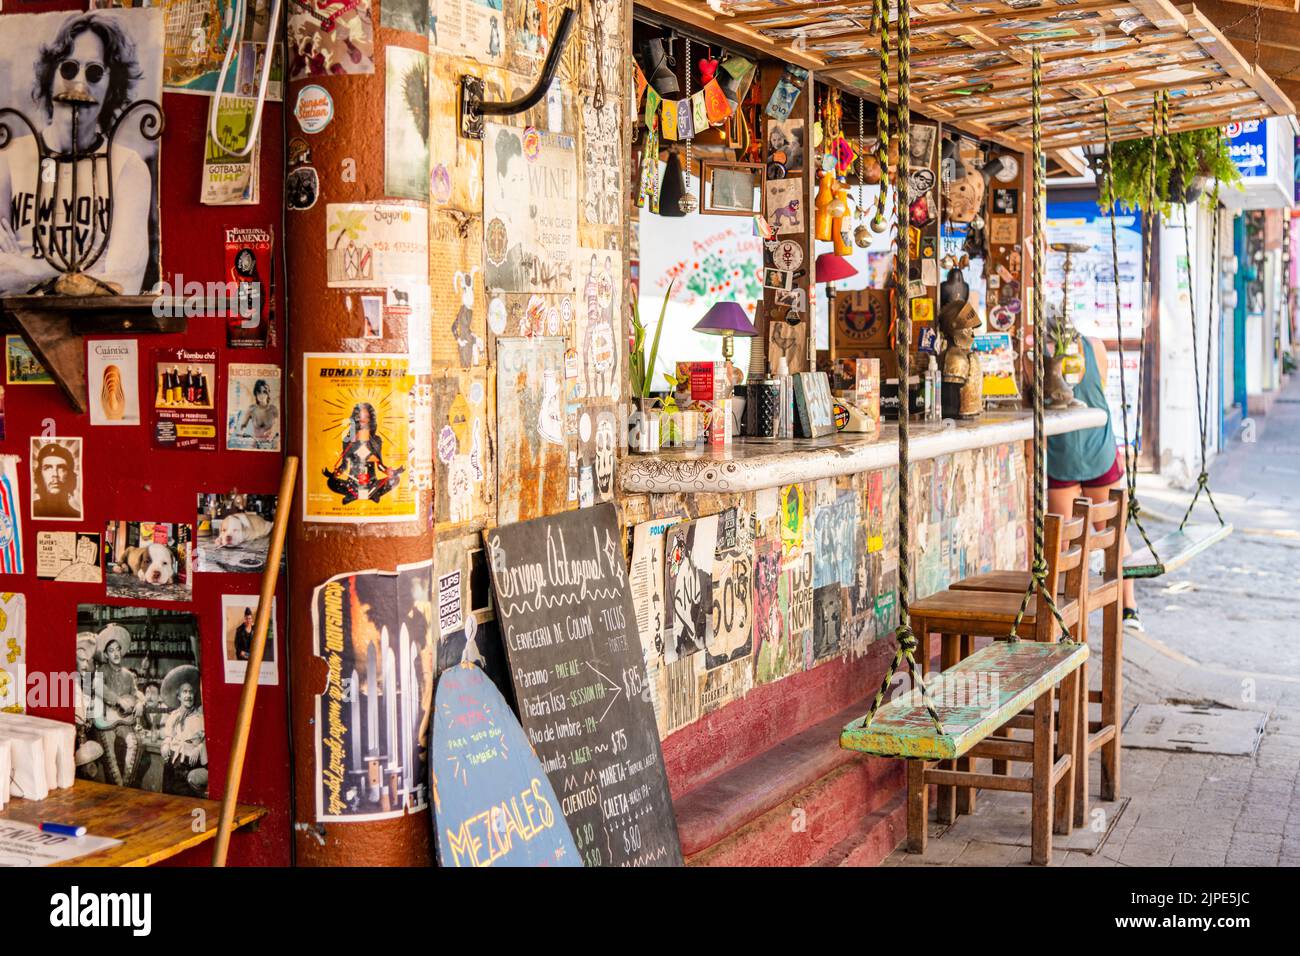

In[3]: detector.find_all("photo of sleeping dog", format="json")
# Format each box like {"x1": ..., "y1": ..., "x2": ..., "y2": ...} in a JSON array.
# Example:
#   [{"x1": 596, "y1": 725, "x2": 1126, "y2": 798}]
[
  {"x1": 195, "y1": 493, "x2": 278, "y2": 573},
  {"x1": 103, "y1": 521, "x2": 193, "y2": 603}
]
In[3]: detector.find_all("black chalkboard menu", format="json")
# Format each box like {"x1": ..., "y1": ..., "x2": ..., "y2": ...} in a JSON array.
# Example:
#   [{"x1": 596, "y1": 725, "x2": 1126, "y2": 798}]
[{"x1": 484, "y1": 502, "x2": 684, "y2": 867}]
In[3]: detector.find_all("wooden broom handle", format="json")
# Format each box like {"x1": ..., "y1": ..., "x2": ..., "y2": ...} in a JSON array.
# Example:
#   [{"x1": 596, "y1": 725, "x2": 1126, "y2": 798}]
[{"x1": 212, "y1": 456, "x2": 298, "y2": 867}]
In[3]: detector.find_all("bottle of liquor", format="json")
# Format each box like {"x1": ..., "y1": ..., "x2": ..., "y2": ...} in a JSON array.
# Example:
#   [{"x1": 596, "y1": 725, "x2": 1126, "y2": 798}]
[{"x1": 198, "y1": 369, "x2": 210, "y2": 407}]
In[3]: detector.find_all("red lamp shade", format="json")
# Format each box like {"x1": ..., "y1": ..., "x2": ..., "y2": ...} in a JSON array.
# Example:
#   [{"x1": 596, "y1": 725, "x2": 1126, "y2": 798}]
[
  {"x1": 693, "y1": 301, "x2": 757, "y2": 337},
  {"x1": 815, "y1": 252, "x2": 859, "y2": 283}
]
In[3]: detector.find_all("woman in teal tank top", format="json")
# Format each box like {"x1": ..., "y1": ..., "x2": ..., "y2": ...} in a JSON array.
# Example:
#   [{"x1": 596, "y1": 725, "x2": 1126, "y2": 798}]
[{"x1": 1047, "y1": 337, "x2": 1140, "y2": 629}]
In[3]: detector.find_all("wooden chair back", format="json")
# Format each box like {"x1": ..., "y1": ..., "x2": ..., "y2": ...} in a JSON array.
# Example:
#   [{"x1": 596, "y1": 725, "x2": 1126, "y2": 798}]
[{"x1": 1037, "y1": 511, "x2": 1086, "y2": 641}]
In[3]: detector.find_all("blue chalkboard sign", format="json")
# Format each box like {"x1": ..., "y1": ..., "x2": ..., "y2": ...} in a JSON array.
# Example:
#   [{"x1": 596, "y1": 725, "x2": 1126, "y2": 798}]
[{"x1": 431, "y1": 663, "x2": 581, "y2": 867}]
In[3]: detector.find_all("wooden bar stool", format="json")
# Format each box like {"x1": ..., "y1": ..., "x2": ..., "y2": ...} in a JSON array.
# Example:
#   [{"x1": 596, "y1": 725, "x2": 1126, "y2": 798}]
[
  {"x1": 909, "y1": 512, "x2": 1087, "y2": 830},
  {"x1": 949, "y1": 490, "x2": 1126, "y2": 826}
]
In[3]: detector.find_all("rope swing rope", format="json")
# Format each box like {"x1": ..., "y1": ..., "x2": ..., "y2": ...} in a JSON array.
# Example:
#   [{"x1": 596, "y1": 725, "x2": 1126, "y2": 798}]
[
  {"x1": 863, "y1": 0, "x2": 944, "y2": 735},
  {"x1": 1008, "y1": 47, "x2": 1075, "y2": 645}
]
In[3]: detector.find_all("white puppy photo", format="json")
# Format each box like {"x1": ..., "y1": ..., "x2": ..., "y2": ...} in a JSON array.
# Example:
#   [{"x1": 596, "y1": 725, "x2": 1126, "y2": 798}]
[
  {"x1": 196, "y1": 492, "x2": 278, "y2": 573},
  {"x1": 103, "y1": 520, "x2": 192, "y2": 601}
]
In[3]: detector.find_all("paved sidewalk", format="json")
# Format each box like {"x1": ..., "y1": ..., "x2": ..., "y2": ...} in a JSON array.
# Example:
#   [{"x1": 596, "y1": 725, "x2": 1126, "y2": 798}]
[{"x1": 884, "y1": 376, "x2": 1300, "y2": 867}]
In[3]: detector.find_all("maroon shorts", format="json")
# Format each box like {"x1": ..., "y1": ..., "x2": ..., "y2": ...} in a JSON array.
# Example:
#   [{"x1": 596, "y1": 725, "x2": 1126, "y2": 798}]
[{"x1": 1048, "y1": 453, "x2": 1124, "y2": 490}]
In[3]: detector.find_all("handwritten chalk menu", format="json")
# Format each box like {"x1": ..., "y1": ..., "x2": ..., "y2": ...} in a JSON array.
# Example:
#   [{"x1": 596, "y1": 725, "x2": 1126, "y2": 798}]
[
  {"x1": 431, "y1": 663, "x2": 581, "y2": 867},
  {"x1": 484, "y1": 503, "x2": 684, "y2": 867}
]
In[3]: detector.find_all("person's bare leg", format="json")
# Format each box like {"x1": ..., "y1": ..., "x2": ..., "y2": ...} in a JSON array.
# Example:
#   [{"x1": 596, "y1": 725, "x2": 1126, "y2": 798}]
[
  {"x1": 1082, "y1": 481, "x2": 1135, "y2": 610},
  {"x1": 1047, "y1": 483, "x2": 1082, "y2": 526}
]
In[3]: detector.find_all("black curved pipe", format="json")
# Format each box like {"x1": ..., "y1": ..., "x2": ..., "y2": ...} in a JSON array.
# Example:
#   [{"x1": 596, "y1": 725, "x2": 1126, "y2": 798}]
[{"x1": 460, "y1": 7, "x2": 577, "y2": 138}]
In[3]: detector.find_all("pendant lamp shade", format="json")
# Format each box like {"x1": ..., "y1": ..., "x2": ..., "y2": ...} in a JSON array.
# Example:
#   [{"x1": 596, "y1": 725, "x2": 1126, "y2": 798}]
[{"x1": 815, "y1": 252, "x2": 858, "y2": 283}]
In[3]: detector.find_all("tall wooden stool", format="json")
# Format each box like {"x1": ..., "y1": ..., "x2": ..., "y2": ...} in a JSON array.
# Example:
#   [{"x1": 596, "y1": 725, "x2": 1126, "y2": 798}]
[
  {"x1": 949, "y1": 490, "x2": 1126, "y2": 826},
  {"x1": 909, "y1": 512, "x2": 1087, "y2": 831}
]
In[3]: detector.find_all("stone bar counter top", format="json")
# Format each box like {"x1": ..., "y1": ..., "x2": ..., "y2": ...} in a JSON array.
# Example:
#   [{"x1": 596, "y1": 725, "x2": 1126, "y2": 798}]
[{"x1": 620, "y1": 406, "x2": 1107, "y2": 494}]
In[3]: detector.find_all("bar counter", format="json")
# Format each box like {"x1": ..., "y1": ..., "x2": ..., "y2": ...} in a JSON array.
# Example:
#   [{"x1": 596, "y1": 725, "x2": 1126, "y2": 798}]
[{"x1": 620, "y1": 405, "x2": 1107, "y2": 494}]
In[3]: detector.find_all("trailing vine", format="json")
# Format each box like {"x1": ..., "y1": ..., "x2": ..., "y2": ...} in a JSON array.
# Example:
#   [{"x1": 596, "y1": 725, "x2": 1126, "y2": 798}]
[{"x1": 1106, "y1": 126, "x2": 1240, "y2": 216}]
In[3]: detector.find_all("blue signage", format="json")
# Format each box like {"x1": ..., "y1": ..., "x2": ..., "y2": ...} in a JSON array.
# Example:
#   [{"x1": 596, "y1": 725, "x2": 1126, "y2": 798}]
[
  {"x1": 1227, "y1": 120, "x2": 1268, "y2": 179},
  {"x1": 431, "y1": 663, "x2": 582, "y2": 868}
]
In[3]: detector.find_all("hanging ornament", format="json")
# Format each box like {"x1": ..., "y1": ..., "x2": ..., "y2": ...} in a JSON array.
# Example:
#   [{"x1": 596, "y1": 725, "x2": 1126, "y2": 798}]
[{"x1": 679, "y1": 35, "x2": 699, "y2": 214}]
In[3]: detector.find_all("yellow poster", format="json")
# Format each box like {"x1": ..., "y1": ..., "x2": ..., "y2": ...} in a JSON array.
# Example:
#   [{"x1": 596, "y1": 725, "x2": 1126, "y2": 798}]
[{"x1": 303, "y1": 353, "x2": 417, "y2": 523}]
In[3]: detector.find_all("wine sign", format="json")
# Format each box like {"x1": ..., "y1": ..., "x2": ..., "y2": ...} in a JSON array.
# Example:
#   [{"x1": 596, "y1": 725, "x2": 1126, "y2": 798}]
[
  {"x1": 431, "y1": 663, "x2": 581, "y2": 868},
  {"x1": 484, "y1": 503, "x2": 684, "y2": 867}
]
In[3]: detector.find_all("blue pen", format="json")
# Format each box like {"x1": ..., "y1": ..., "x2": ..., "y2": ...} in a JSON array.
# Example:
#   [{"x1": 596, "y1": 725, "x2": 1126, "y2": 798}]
[{"x1": 40, "y1": 822, "x2": 87, "y2": 838}]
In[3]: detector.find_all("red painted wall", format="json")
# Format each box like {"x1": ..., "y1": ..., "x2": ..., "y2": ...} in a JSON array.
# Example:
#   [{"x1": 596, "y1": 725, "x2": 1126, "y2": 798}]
[{"x1": 2, "y1": 4, "x2": 291, "y2": 867}]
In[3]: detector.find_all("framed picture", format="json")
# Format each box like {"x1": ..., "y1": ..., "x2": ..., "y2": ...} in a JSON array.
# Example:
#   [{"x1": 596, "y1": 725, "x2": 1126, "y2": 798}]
[{"x1": 700, "y1": 161, "x2": 764, "y2": 216}]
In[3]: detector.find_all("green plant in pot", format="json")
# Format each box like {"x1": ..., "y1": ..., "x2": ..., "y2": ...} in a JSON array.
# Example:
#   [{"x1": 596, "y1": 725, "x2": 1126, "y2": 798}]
[
  {"x1": 1106, "y1": 126, "x2": 1240, "y2": 216},
  {"x1": 628, "y1": 278, "x2": 675, "y2": 451}
]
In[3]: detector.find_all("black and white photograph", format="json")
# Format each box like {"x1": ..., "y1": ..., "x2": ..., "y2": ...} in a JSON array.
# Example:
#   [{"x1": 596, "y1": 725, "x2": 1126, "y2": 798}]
[
  {"x1": 104, "y1": 519, "x2": 192, "y2": 602},
  {"x1": 75, "y1": 604, "x2": 207, "y2": 798},
  {"x1": 665, "y1": 516, "x2": 717, "y2": 664},
  {"x1": 29, "y1": 436, "x2": 83, "y2": 521},
  {"x1": 0, "y1": 9, "x2": 163, "y2": 295},
  {"x1": 195, "y1": 492, "x2": 278, "y2": 573}
]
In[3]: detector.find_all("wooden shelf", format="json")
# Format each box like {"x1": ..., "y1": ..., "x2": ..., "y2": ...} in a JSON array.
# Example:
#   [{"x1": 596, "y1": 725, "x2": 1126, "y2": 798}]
[
  {"x1": 0, "y1": 779, "x2": 265, "y2": 867},
  {"x1": 0, "y1": 295, "x2": 187, "y2": 413}
]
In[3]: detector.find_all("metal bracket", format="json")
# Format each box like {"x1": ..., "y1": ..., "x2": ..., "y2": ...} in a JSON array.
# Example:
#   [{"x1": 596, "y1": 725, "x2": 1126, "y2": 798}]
[{"x1": 459, "y1": 6, "x2": 578, "y2": 139}]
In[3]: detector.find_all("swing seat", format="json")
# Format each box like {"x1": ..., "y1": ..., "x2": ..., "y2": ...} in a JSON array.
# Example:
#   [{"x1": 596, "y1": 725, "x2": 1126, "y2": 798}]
[
  {"x1": 1123, "y1": 522, "x2": 1233, "y2": 579},
  {"x1": 840, "y1": 641, "x2": 1088, "y2": 761}
]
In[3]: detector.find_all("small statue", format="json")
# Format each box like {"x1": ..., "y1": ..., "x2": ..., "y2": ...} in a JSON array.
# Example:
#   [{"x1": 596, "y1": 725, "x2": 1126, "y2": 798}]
[{"x1": 938, "y1": 299, "x2": 983, "y2": 418}]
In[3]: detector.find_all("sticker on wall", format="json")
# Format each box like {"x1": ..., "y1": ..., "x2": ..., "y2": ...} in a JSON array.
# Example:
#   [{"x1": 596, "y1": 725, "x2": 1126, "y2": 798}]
[
  {"x1": 495, "y1": 337, "x2": 569, "y2": 525},
  {"x1": 482, "y1": 122, "x2": 577, "y2": 294},
  {"x1": 580, "y1": 93, "x2": 621, "y2": 229},
  {"x1": 103, "y1": 521, "x2": 193, "y2": 603},
  {"x1": 705, "y1": 527, "x2": 753, "y2": 670},
  {"x1": 0, "y1": 457, "x2": 24, "y2": 574},
  {"x1": 29, "y1": 437, "x2": 83, "y2": 522},
  {"x1": 431, "y1": 0, "x2": 506, "y2": 65},
  {"x1": 195, "y1": 492, "x2": 279, "y2": 574},
  {"x1": 286, "y1": 167, "x2": 319, "y2": 211},
  {"x1": 152, "y1": 348, "x2": 218, "y2": 452},
  {"x1": 294, "y1": 84, "x2": 334, "y2": 133},
  {"x1": 0, "y1": 593, "x2": 25, "y2": 712},
  {"x1": 36, "y1": 531, "x2": 102, "y2": 583},
  {"x1": 779, "y1": 483, "x2": 805, "y2": 556},
  {"x1": 221, "y1": 595, "x2": 278, "y2": 686},
  {"x1": 576, "y1": 250, "x2": 621, "y2": 402},
  {"x1": 310, "y1": 561, "x2": 434, "y2": 821},
  {"x1": 384, "y1": 46, "x2": 430, "y2": 201},
  {"x1": 665, "y1": 516, "x2": 717, "y2": 664},
  {"x1": 6, "y1": 337, "x2": 51, "y2": 385},
  {"x1": 764, "y1": 178, "x2": 805, "y2": 235},
  {"x1": 202, "y1": 95, "x2": 260, "y2": 205},
  {"x1": 87, "y1": 339, "x2": 140, "y2": 426},
  {"x1": 303, "y1": 353, "x2": 417, "y2": 524},
  {"x1": 325, "y1": 203, "x2": 428, "y2": 290},
  {"x1": 75, "y1": 604, "x2": 206, "y2": 797},
  {"x1": 431, "y1": 370, "x2": 492, "y2": 531},
  {"x1": 288, "y1": 0, "x2": 375, "y2": 78},
  {"x1": 226, "y1": 363, "x2": 282, "y2": 452},
  {"x1": 224, "y1": 226, "x2": 275, "y2": 349},
  {"x1": 0, "y1": 9, "x2": 163, "y2": 296}
]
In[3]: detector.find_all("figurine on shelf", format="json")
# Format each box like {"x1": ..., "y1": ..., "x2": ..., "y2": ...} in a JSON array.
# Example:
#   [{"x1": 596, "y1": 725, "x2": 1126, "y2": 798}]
[{"x1": 938, "y1": 299, "x2": 983, "y2": 419}]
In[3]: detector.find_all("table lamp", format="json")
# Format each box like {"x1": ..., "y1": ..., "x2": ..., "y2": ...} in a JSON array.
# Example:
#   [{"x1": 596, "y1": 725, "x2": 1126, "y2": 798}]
[{"x1": 694, "y1": 301, "x2": 757, "y2": 363}]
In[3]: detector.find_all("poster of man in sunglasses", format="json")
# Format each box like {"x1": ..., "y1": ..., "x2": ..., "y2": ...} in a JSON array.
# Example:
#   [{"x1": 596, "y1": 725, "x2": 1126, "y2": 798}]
[{"x1": 0, "y1": 9, "x2": 162, "y2": 295}]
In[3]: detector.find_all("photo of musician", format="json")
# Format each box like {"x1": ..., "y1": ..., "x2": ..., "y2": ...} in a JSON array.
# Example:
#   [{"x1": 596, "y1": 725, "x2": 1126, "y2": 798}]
[
  {"x1": 321, "y1": 401, "x2": 405, "y2": 507},
  {"x1": 75, "y1": 605, "x2": 205, "y2": 797},
  {"x1": 159, "y1": 664, "x2": 207, "y2": 798}
]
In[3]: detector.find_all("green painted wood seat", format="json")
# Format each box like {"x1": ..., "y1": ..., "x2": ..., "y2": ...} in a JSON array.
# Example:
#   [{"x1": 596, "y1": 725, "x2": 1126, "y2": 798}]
[
  {"x1": 840, "y1": 641, "x2": 1090, "y2": 761},
  {"x1": 1123, "y1": 522, "x2": 1233, "y2": 579}
]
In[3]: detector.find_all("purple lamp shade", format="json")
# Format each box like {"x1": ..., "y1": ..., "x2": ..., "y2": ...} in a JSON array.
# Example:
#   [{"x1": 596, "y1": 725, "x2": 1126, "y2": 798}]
[
  {"x1": 694, "y1": 301, "x2": 758, "y2": 337},
  {"x1": 815, "y1": 252, "x2": 859, "y2": 283}
]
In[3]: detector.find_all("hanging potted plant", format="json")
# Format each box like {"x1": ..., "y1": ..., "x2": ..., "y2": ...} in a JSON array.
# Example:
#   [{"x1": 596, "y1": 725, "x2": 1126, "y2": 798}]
[{"x1": 1106, "y1": 126, "x2": 1240, "y2": 216}]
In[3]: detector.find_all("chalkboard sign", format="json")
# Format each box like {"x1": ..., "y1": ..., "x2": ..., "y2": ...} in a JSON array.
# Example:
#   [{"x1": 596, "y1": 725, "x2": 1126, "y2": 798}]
[
  {"x1": 430, "y1": 663, "x2": 581, "y2": 867},
  {"x1": 484, "y1": 502, "x2": 684, "y2": 867}
]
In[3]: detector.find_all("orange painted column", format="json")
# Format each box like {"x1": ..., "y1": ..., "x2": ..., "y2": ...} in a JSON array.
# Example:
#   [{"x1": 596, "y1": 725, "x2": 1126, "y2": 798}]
[{"x1": 284, "y1": 13, "x2": 434, "y2": 865}]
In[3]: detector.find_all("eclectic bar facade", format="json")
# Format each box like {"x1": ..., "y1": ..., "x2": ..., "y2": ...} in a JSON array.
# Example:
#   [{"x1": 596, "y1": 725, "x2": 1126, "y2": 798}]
[{"x1": 0, "y1": 0, "x2": 1291, "y2": 867}]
